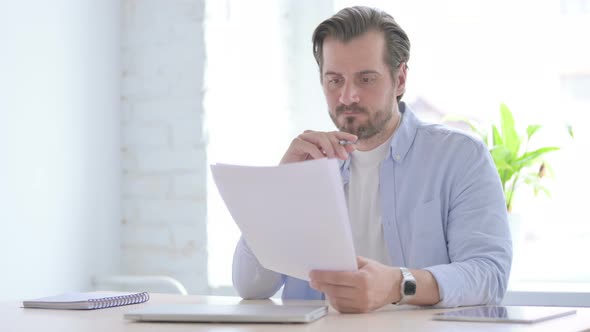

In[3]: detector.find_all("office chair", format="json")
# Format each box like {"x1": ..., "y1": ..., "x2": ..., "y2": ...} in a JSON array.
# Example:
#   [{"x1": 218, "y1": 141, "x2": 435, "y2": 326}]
[{"x1": 92, "y1": 275, "x2": 188, "y2": 295}]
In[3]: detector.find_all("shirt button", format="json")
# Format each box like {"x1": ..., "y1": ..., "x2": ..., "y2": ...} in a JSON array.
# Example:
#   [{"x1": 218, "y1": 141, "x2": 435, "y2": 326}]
[{"x1": 395, "y1": 154, "x2": 401, "y2": 161}]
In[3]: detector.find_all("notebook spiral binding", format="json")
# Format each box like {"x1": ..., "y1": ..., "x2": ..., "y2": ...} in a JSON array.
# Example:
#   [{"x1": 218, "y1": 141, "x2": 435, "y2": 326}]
[{"x1": 88, "y1": 292, "x2": 150, "y2": 309}]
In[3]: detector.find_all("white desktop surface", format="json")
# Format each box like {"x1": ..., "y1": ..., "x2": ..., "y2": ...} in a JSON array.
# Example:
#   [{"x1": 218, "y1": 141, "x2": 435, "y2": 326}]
[{"x1": 4, "y1": 293, "x2": 590, "y2": 332}]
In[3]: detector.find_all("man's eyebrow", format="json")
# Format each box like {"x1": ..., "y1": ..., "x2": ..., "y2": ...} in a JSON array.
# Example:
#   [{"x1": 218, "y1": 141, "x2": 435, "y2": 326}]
[
  {"x1": 323, "y1": 70, "x2": 381, "y2": 76},
  {"x1": 358, "y1": 70, "x2": 381, "y2": 75}
]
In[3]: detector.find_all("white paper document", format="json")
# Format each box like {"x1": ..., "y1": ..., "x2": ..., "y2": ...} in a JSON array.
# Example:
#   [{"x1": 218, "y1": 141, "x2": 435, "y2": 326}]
[{"x1": 211, "y1": 158, "x2": 357, "y2": 281}]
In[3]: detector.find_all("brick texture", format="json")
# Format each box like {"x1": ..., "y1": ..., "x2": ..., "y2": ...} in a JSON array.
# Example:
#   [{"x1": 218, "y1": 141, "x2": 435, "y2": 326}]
[{"x1": 121, "y1": 0, "x2": 207, "y2": 294}]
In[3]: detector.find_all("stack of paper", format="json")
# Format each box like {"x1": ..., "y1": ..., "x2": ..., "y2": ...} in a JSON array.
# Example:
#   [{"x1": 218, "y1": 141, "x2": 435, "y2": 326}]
[{"x1": 211, "y1": 158, "x2": 357, "y2": 281}]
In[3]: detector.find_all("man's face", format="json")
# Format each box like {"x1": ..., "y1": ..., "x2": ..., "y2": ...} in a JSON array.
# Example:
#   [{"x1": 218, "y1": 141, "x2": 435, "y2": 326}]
[{"x1": 321, "y1": 30, "x2": 404, "y2": 140}]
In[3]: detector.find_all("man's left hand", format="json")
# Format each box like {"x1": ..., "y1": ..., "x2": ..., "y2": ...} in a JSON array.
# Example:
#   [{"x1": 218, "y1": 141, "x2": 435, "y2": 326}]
[{"x1": 309, "y1": 256, "x2": 401, "y2": 313}]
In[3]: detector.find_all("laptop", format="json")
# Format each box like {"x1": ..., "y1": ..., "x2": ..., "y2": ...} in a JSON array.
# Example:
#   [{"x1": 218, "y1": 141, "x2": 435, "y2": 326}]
[
  {"x1": 124, "y1": 303, "x2": 328, "y2": 324},
  {"x1": 433, "y1": 306, "x2": 576, "y2": 324}
]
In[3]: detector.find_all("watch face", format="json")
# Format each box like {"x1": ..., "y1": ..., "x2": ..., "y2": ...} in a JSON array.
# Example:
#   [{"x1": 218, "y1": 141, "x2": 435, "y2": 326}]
[{"x1": 404, "y1": 280, "x2": 417, "y2": 296}]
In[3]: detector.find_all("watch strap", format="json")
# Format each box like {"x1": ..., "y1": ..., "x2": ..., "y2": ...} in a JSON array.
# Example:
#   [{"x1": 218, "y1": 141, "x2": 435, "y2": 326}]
[{"x1": 393, "y1": 267, "x2": 416, "y2": 305}]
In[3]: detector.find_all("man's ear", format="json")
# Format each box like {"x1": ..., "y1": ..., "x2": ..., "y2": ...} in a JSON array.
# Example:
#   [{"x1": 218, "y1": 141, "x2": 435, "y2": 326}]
[{"x1": 395, "y1": 63, "x2": 408, "y2": 98}]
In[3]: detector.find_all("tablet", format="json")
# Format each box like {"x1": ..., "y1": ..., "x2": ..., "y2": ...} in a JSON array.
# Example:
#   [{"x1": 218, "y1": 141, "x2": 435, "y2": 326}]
[
  {"x1": 124, "y1": 303, "x2": 328, "y2": 324},
  {"x1": 433, "y1": 306, "x2": 576, "y2": 324}
]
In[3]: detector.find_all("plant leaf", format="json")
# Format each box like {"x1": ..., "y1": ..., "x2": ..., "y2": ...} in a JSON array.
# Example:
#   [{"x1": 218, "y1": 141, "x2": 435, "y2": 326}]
[
  {"x1": 537, "y1": 186, "x2": 551, "y2": 197},
  {"x1": 494, "y1": 159, "x2": 514, "y2": 172},
  {"x1": 526, "y1": 125, "x2": 542, "y2": 140},
  {"x1": 442, "y1": 115, "x2": 487, "y2": 143},
  {"x1": 492, "y1": 125, "x2": 503, "y2": 147},
  {"x1": 567, "y1": 124, "x2": 574, "y2": 139},
  {"x1": 515, "y1": 147, "x2": 560, "y2": 167},
  {"x1": 500, "y1": 103, "x2": 521, "y2": 157},
  {"x1": 490, "y1": 145, "x2": 514, "y2": 186},
  {"x1": 522, "y1": 172, "x2": 551, "y2": 197}
]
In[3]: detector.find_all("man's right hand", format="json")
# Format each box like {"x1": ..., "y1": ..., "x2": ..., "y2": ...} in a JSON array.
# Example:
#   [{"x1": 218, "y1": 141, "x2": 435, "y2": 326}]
[{"x1": 280, "y1": 130, "x2": 358, "y2": 164}]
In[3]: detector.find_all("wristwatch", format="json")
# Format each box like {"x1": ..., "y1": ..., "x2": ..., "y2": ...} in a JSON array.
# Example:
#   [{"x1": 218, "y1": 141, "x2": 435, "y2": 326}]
[{"x1": 394, "y1": 267, "x2": 416, "y2": 305}]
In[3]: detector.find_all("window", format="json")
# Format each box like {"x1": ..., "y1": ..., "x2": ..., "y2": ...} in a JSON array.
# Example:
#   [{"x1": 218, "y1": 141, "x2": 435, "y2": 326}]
[
  {"x1": 204, "y1": 1, "x2": 297, "y2": 289},
  {"x1": 205, "y1": 0, "x2": 590, "y2": 291}
]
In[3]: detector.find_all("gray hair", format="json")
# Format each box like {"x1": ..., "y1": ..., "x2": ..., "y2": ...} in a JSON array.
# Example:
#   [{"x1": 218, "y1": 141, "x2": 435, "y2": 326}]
[{"x1": 312, "y1": 6, "x2": 411, "y2": 101}]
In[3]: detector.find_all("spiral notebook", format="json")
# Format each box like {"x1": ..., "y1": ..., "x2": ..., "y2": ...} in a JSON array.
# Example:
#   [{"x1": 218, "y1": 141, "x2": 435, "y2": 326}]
[{"x1": 23, "y1": 292, "x2": 150, "y2": 310}]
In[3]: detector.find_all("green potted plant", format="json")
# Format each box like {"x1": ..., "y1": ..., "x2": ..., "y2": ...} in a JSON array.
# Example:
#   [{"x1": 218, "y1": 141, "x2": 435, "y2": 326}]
[{"x1": 447, "y1": 103, "x2": 573, "y2": 212}]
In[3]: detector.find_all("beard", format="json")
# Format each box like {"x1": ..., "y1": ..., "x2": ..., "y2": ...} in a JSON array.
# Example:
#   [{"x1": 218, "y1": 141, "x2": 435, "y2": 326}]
[{"x1": 329, "y1": 101, "x2": 394, "y2": 140}]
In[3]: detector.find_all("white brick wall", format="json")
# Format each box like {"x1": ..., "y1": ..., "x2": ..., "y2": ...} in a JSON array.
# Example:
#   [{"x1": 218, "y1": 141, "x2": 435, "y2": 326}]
[{"x1": 121, "y1": 0, "x2": 208, "y2": 294}]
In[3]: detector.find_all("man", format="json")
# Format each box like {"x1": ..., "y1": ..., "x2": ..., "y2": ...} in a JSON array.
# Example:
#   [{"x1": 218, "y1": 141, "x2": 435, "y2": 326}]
[{"x1": 232, "y1": 6, "x2": 512, "y2": 313}]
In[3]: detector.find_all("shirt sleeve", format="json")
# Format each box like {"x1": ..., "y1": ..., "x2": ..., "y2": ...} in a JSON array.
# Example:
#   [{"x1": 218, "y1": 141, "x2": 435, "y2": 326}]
[
  {"x1": 232, "y1": 236, "x2": 285, "y2": 299},
  {"x1": 424, "y1": 139, "x2": 513, "y2": 308}
]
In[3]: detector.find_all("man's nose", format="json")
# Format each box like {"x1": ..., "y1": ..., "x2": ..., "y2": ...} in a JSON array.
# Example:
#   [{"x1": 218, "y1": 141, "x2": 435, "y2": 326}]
[{"x1": 338, "y1": 81, "x2": 360, "y2": 106}]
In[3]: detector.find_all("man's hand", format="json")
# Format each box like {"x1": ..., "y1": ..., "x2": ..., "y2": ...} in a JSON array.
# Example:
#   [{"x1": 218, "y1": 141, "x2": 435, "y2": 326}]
[
  {"x1": 280, "y1": 130, "x2": 358, "y2": 164},
  {"x1": 309, "y1": 256, "x2": 401, "y2": 313}
]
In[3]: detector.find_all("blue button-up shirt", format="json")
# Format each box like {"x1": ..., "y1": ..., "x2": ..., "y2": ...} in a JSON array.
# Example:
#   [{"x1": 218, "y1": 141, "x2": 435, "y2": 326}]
[{"x1": 233, "y1": 103, "x2": 512, "y2": 307}]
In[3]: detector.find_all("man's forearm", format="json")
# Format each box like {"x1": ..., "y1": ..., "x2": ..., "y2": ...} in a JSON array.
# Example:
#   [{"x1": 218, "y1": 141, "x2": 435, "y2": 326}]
[{"x1": 408, "y1": 269, "x2": 440, "y2": 305}]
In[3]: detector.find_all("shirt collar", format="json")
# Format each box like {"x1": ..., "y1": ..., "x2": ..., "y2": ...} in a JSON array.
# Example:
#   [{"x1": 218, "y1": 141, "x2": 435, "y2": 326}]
[
  {"x1": 388, "y1": 101, "x2": 419, "y2": 164},
  {"x1": 339, "y1": 101, "x2": 420, "y2": 184}
]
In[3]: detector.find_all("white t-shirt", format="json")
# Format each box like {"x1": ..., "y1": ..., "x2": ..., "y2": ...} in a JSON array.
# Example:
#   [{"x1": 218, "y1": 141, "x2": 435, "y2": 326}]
[{"x1": 345, "y1": 133, "x2": 394, "y2": 265}]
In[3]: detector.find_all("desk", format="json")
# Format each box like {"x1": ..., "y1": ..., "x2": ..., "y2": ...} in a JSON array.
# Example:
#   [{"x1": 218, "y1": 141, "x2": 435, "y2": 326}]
[{"x1": 4, "y1": 293, "x2": 590, "y2": 332}]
